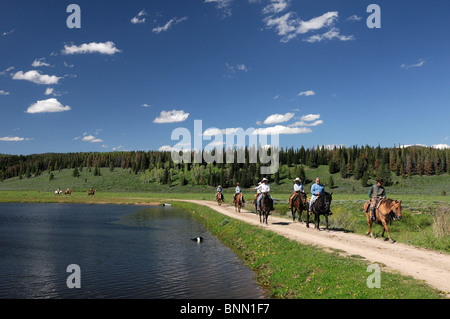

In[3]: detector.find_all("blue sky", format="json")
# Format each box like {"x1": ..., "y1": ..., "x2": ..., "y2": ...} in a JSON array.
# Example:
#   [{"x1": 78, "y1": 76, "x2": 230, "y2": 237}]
[{"x1": 0, "y1": 0, "x2": 449, "y2": 155}]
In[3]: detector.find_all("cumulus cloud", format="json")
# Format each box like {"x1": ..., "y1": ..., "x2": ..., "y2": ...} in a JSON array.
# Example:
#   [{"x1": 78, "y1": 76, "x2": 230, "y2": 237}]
[
  {"x1": 82, "y1": 135, "x2": 103, "y2": 143},
  {"x1": 12, "y1": 70, "x2": 61, "y2": 85},
  {"x1": 262, "y1": 0, "x2": 290, "y2": 14},
  {"x1": 0, "y1": 90, "x2": 10, "y2": 95},
  {"x1": 152, "y1": 17, "x2": 188, "y2": 33},
  {"x1": 301, "y1": 113, "x2": 321, "y2": 121},
  {"x1": 0, "y1": 136, "x2": 32, "y2": 142},
  {"x1": 263, "y1": 112, "x2": 294, "y2": 124},
  {"x1": 297, "y1": 90, "x2": 315, "y2": 97},
  {"x1": 400, "y1": 59, "x2": 425, "y2": 69},
  {"x1": 62, "y1": 41, "x2": 121, "y2": 55},
  {"x1": 153, "y1": 110, "x2": 190, "y2": 123},
  {"x1": 264, "y1": 11, "x2": 353, "y2": 43},
  {"x1": 26, "y1": 98, "x2": 71, "y2": 113},
  {"x1": 288, "y1": 120, "x2": 323, "y2": 127},
  {"x1": 304, "y1": 27, "x2": 354, "y2": 43},
  {"x1": 131, "y1": 9, "x2": 147, "y2": 24},
  {"x1": 252, "y1": 125, "x2": 312, "y2": 135},
  {"x1": 32, "y1": 58, "x2": 51, "y2": 67}
]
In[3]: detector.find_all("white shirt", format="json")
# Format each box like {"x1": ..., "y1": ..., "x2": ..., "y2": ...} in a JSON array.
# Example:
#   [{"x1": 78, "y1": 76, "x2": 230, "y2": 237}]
[
  {"x1": 294, "y1": 183, "x2": 303, "y2": 192},
  {"x1": 254, "y1": 183, "x2": 270, "y2": 193}
]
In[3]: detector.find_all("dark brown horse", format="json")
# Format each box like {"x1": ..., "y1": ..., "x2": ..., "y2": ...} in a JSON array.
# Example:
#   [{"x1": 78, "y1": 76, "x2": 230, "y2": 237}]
[
  {"x1": 234, "y1": 193, "x2": 243, "y2": 212},
  {"x1": 364, "y1": 198, "x2": 402, "y2": 243},
  {"x1": 306, "y1": 192, "x2": 332, "y2": 230},
  {"x1": 217, "y1": 191, "x2": 224, "y2": 206},
  {"x1": 290, "y1": 192, "x2": 308, "y2": 222},
  {"x1": 65, "y1": 189, "x2": 72, "y2": 195},
  {"x1": 88, "y1": 189, "x2": 95, "y2": 196},
  {"x1": 259, "y1": 193, "x2": 271, "y2": 225}
]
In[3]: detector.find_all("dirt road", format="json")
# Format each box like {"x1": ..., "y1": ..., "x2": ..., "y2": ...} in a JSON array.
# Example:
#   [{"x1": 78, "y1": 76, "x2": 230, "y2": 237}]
[{"x1": 176, "y1": 199, "x2": 450, "y2": 295}]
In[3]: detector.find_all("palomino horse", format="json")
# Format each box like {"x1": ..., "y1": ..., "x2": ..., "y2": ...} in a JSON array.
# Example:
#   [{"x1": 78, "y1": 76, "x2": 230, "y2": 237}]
[
  {"x1": 234, "y1": 193, "x2": 244, "y2": 212},
  {"x1": 259, "y1": 193, "x2": 272, "y2": 225},
  {"x1": 217, "y1": 191, "x2": 224, "y2": 206},
  {"x1": 65, "y1": 189, "x2": 72, "y2": 195},
  {"x1": 364, "y1": 198, "x2": 402, "y2": 243},
  {"x1": 290, "y1": 192, "x2": 308, "y2": 222},
  {"x1": 306, "y1": 192, "x2": 333, "y2": 230}
]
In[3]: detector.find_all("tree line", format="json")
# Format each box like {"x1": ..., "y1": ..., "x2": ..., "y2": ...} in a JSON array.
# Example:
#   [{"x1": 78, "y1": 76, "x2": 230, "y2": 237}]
[{"x1": 0, "y1": 145, "x2": 448, "y2": 187}]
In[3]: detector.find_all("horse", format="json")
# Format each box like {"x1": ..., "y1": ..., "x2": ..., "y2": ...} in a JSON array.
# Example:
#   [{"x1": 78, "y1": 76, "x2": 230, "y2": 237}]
[
  {"x1": 253, "y1": 193, "x2": 259, "y2": 213},
  {"x1": 363, "y1": 198, "x2": 402, "y2": 243},
  {"x1": 55, "y1": 190, "x2": 62, "y2": 195},
  {"x1": 290, "y1": 192, "x2": 308, "y2": 222},
  {"x1": 88, "y1": 189, "x2": 95, "y2": 196},
  {"x1": 216, "y1": 191, "x2": 224, "y2": 206},
  {"x1": 64, "y1": 189, "x2": 72, "y2": 196},
  {"x1": 259, "y1": 192, "x2": 272, "y2": 225},
  {"x1": 234, "y1": 193, "x2": 243, "y2": 213},
  {"x1": 306, "y1": 192, "x2": 333, "y2": 230}
]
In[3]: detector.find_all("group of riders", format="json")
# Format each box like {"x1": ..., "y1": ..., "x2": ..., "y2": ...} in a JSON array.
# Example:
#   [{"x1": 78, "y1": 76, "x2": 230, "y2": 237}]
[{"x1": 215, "y1": 176, "x2": 386, "y2": 220}]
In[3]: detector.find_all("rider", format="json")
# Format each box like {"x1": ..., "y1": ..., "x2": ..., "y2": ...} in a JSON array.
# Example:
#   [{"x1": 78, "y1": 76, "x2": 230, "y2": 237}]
[
  {"x1": 309, "y1": 177, "x2": 325, "y2": 214},
  {"x1": 368, "y1": 177, "x2": 386, "y2": 221},
  {"x1": 216, "y1": 185, "x2": 223, "y2": 201},
  {"x1": 252, "y1": 178, "x2": 274, "y2": 211},
  {"x1": 289, "y1": 177, "x2": 304, "y2": 209},
  {"x1": 233, "y1": 182, "x2": 245, "y2": 203}
]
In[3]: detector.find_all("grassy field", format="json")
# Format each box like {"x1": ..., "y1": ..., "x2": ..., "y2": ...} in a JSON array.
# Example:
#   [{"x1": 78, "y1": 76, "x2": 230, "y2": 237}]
[{"x1": 0, "y1": 165, "x2": 448, "y2": 253}]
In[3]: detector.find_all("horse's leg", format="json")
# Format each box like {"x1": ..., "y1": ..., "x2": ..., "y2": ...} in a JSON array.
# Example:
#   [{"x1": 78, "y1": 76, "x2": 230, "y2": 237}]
[
  {"x1": 325, "y1": 214, "x2": 329, "y2": 231},
  {"x1": 306, "y1": 210, "x2": 310, "y2": 228},
  {"x1": 291, "y1": 207, "x2": 295, "y2": 222},
  {"x1": 381, "y1": 220, "x2": 394, "y2": 242},
  {"x1": 315, "y1": 213, "x2": 320, "y2": 230}
]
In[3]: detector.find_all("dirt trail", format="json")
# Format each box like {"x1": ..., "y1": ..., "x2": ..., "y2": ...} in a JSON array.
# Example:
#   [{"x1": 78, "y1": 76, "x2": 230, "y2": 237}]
[{"x1": 174, "y1": 199, "x2": 450, "y2": 294}]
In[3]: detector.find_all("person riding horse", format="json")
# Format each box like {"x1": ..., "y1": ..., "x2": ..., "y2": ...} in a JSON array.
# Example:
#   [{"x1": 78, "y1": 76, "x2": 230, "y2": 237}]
[
  {"x1": 233, "y1": 182, "x2": 245, "y2": 204},
  {"x1": 252, "y1": 178, "x2": 274, "y2": 211},
  {"x1": 216, "y1": 185, "x2": 224, "y2": 201},
  {"x1": 368, "y1": 177, "x2": 386, "y2": 221},
  {"x1": 309, "y1": 178, "x2": 328, "y2": 214},
  {"x1": 289, "y1": 177, "x2": 304, "y2": 209}
]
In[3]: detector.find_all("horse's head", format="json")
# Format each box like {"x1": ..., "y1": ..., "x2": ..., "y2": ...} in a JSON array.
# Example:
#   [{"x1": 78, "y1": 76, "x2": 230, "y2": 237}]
[
  {"x1": 316, "y1": 192, "x2": 332, "y2": 213},
  {"x1": 300, "y1": 192, "x2": 307, "y2": 205},
  {"x1": 390, "y1": 200, "x2": 402, "y2": 221}
]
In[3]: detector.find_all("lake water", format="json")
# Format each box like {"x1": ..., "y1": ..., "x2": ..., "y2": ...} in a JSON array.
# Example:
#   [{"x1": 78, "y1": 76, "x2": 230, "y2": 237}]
[{"x1": 0, "y1": 203, "x2": 266, "y2": 299}]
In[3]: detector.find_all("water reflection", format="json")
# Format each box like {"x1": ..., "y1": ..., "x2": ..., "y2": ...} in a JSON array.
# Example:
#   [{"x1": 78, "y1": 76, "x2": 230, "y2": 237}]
[{"x1": 0, "y1": 203, "x2": 266, "y2": 299}]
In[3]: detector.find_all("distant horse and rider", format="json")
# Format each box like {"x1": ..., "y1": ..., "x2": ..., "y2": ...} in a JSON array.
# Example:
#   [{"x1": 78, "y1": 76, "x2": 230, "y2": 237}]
[{"x1": 88, "y1": 188, "x2": 95, "y2": 196}]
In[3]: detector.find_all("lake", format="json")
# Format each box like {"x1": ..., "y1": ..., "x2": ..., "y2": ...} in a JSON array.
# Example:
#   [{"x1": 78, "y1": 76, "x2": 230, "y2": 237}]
[{"x1": 0, "y1": 203, "x2": 266, "y2": 299}]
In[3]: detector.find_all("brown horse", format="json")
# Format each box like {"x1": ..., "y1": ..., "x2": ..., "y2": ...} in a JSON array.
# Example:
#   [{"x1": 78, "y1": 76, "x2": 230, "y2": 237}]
[
  {"x1": 217, "y1": 191, "x2": 224, "y2": 206},
  {"x1": 234, "y1": 193, "x2": 243, "y2": 212},
  {"x1": 290, "y1": 192, "x2": 308, "y2": 222},
  {"x1": 88, "y1": 189, "x2": 95, "y2": 196},
  {"x1": 259, "y1": 193, "x2": 271, "y2": 225},
  {"x1": 65, "y1": 189, "x2": 72, "y2": 195},
  {"x1": 364, "y1": 198, "x2": 402, "y2": 243}
]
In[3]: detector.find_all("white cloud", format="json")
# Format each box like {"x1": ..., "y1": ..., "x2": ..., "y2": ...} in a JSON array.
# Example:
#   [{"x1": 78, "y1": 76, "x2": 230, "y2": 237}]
[
  {"x1": 26, "y1": 98, "x2": 71, "y2": 113},
  {"x1": 152, "y1": 17, "x2": 188, "y2": 33},
  {"x1": 12, "y1": 70, "x2": 61, "y2": 85},
  {"x1": 297, "y1": 90, "x2": 315, "y2": 96},
  {"x1": 346, "y1": 15, "x2": 362, "y2": 22},
  {"x1": 301, "y1": 113, "x2": 320, "y2": 121},
  {"x1": 225, "y1": 63, "x2": 249, "y2": 77},
  {"x1": 0, "y1": 136, "x2": 32, "y2": 142},
  {"x1": 264, "y1": 11, "x2": 352, "y2": 43},
  {"x1": 288, "y1": 120, "x2": 323, "y2": 127},
  {"x1": 32, "y1": 58, "x2": 51, "y2": 67},
  {"x1": 0, "y1": 90, "x2": 10, "y2": 95},
  {"x1": 400, "y1": 59, "x2": 425, "y2": 69},
  {"x1": 131, "y1": 9, "x2": 147, "y2": 24},
  {"x1": 203, "y1": 128, "x2": 240, "y2": 136},
  {"x1": 142, "y1": 103, "x2": 152, "y2": 107},
  {"x1": 252, "y1": 125, "x2": 312, "y2": 135},
  {"x1": 0, "y1": 66, "x2": 14, "y2": 76},
  {"x1": 304, "y1": 27, "x2": 354, "y2": 43},
  {"x1": 432, "y1": 144, "x2": 449, "y2": 149},
  {"x1": 205, "y1": 0, "x2": 233, "y2": 17},
  {"x1": 263, "y1": 112, "x2": 294, "y2": 124},
  {"x1": 2, "y1": 29, "x2": 14, "y2": 36},
  {"x1": 262, "y1": 0, "x2": 290, "y2": 15},
  {"x1": 82, "y1": 135, "x2": 103, "y2": 143},
  {"x1": 44, "y1": 88, "x2": 54, "y2": 95},
  {"x1": 62, "y1": 41, "x2": 121, "y2": 55},
  {"x1": 153, "y1": 110, "x2": 190, "y2": 123}
]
